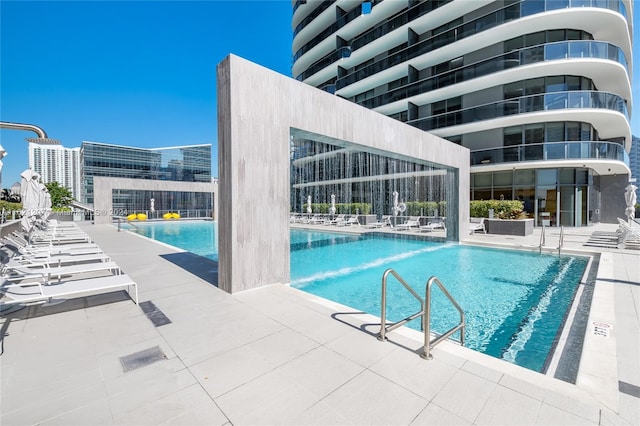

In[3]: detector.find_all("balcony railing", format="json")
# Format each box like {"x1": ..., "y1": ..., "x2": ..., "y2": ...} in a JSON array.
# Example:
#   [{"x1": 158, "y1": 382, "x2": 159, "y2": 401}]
[
  {"x1": 407, "y1": 90, "x2": 628, "y2": 132},
  {"x1": 293, "y1": 1, "x2": 371, "y2": 64},
  {"x1": 470, "y1": 141, "x2": 629, "y2": 166},
  {"x1": 293, "y1": 0, "x2": 335, "y2": 41},
  {"x1": 359, "y1": 40, "x2": 627, "y2": 110},
  {"x1": 329, "y1": 0, "x2": 627, "y2": 89}
]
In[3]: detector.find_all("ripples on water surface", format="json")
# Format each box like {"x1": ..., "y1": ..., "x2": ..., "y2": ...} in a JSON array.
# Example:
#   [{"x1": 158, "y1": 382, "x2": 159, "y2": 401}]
[{"x1": 134, "y1": 223, "x2": 588, "y2": 372}]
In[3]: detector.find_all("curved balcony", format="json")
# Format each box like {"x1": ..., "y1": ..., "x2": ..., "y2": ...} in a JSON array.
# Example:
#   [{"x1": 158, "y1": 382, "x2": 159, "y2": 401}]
[
  {"x1": 297, "y1": 47, "x2": 352, "y2": 82},
  {"x1": 292, "y1": 0, "x2": 307, "y2": 16},
  {"x1": 331, "y1": 0, "x2": 627, "y2": 89},
  {"x1": 293, "y1": 0, "x2": 335, "y2": 41},
  {"x1": 293, "y1": 1, "x2": 373, "y2": 65},
  {"x1": 470, "y1": 141, "x2": 629, "y2": 167},
  {"x1": 407, "y1": 90, "x2": 628, "y2": 132},
  {"x1": 358, "y1": 40, "x2": 627, "y2": 110}
]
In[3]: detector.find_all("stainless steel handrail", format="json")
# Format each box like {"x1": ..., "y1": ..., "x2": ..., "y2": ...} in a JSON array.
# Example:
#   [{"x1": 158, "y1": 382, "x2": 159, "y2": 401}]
[
  {"x1": 378, "y1": 269, "x2": 425, "y2": 342},
  {"x1": 539, "y1": 224, "x2": 546, "y2": 253},
  {"x1": 114, "y1": 216, "x2": 138, "y2": 232},
  {"x1": 378, "y1": 268, "x2": 465, "y2": 360},
  {"x1": 422, "y1": 276, "x2": 465, "y2": 360},
  {"x1": 558, "y1": 226, "x2": 564, "y2": 257}
]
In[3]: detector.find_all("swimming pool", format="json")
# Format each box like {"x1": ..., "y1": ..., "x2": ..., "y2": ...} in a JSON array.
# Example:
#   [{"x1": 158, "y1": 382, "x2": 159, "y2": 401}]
[{"x1": 130, "y1": 221, "x2": 588, "y2": 372}]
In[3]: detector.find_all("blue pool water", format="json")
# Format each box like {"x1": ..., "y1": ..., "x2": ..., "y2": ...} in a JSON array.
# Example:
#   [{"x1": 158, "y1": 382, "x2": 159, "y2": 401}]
[
  {"x1": 131, "y1": 221, "x2": 588, "y2": 372},
  {"x1": 131, "y1": 220, "x2": 218, "y2": 260}
]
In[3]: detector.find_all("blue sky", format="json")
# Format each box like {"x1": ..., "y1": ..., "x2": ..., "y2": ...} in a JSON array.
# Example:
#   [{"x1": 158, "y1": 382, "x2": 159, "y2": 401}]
[
  {"x1": 1, "y1": 1, "x2": 639, "y2": 187},
  {"x1": 0, "y1": 0, "x2": 292, "y2": 185}
]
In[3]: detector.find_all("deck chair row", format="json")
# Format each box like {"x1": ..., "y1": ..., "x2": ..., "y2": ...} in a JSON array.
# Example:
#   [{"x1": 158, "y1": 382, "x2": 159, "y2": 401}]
[{"x1": 1, "y1": 224, "x2": 138, "y2": 309}]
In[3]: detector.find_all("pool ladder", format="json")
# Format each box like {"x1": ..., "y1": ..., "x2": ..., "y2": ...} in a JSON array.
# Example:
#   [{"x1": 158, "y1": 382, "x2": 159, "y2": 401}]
[
  {"x1": 378, "y1": 269, "x2": 465, "y2": 360},
  {"x1": 114, "y1": 216, "x2": 139, "y2": 232},
  {"x1": 539, "y1": 225, "x2": 564, "y2": 257}
]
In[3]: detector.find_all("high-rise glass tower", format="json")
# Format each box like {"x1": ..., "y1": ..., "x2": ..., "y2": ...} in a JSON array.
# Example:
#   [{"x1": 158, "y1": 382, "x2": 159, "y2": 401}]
[
  {"x1": 630, "y1": 135, "x2": 640, "y2": 201},
  {"x1": 28, "y1": 143, "x2": 81, "y2": 199},
  {"x1": 80, "y1": 141, "x2": 212, "y2": 212},
  {"x1": 292, "y1": 0, "x2": 633, "y2": 225}
]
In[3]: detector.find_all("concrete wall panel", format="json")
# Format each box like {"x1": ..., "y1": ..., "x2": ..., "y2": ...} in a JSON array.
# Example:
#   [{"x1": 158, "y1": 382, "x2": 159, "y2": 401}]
[
  {"x1": 93, "y1": 177, "x2": 217, "y2": 225},
  {"x1": 217, "y1": 55, "x2": 470, "y2": 293}
]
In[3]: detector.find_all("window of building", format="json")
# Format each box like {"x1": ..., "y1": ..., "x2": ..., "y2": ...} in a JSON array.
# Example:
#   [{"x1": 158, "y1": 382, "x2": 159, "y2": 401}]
[
  {"x1": 566, "y1": 122, "x2": 581, "y2": 141},
  {"x1": 387, "y1": 110, "x2": 408, "y2": 122},
  {"x1": 504, "y1": 126, "x2": 523, "y2": 146},
  {"x1": 546, "y1": 122, "x2": 565, "y2": 142},
  {"x1": 354, "y1": 58, "x2": 374, "y2": 73},
  {"x1": 546, "y1": 76, "x2": 566, "y2": 92},
  {"x1": 514, "y1": 169, "x2": 535, "y2": 186},
  {"x1": 474, "y1": 172, "x2": 492, "y2": 187},
  {"x1": 537, "y1": 169, "x2": 557, "y2": 185},
  {"x1": 525, "y1": 123, "x2": 544, "y2": 144},
  {"x1": 559, "y1": 168, "x2": 576, "y2": 184},
  {"x1": 493, "y1": 171, "x2": 513, "y2": 186},
  {"x1": 387, "y1": 76, "x2": 408, "y2": 91},
  {"x1": 355, "y1": 89, "x2": 375, "y2": 103}
]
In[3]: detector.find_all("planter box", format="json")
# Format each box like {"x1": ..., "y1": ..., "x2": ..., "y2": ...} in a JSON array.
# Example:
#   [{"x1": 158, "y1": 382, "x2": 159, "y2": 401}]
[
  {"x1": 485, "y1": 218, "x2": 534, "y2": 236},
  {"x1": 359, "y1": 214, "x2": 378, "y2": 225}
]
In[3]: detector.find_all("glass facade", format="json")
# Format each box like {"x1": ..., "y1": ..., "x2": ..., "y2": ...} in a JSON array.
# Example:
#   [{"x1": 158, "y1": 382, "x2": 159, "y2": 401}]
[
  {"x1": 472, "y1": 167, "x2": 591, "y2": 226},
  {"x1": 112, "y1": 189, "x2": 212, "y2": 219},
  {"x1": 290, "y1": 132, "x2": 459, "y2": 240},
  {"x1": 294, "y1": 0, "x2": 632, "y2": 226},
  {"x1": 81, "y1": 141, "x2": 212, "y2": 212}
]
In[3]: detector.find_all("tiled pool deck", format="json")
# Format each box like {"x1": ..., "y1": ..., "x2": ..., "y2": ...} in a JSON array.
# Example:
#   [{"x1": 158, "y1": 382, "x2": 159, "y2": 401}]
[{"x1": 1, "y1": 222, "x2": 638, "y2": 425}]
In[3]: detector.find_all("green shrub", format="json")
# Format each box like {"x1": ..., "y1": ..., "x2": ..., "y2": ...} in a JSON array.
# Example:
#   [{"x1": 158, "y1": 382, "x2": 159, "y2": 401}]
[
  {"x1": 0, "y1": 200, "x2": 22, "y2": 211},
  {"x1": 470, "y1": 200, "x2": 525, "y2": 219},
  {"x1": 303, "y1": 203, "x2": 371, "y2": 215},
  {"x1": 404, "y1": 201, "x2": 448, "y2": 217}
]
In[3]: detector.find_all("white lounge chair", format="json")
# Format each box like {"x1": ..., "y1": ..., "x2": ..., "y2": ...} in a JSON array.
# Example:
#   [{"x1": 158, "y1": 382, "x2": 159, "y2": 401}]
[
  {"x1": 366, "y1": 222, "x2": 384, "y2": 229},
  {"x1": 396, "y1": 219, "x2": 420, "y2": 231},
  {"x1": 469, "y1": 218, "x2": 486, "y2": 234},
  {"x1": 324, "y1": 214, "x2": 345, "y2": 226},
  {"x1": 617, "y1": 218, "x2": 640, "y2": 250},
  {"x1": 338, "y1": 216, "x2": 360, "y2": 227},
  {"x1": 0, "y1": 273, "x2": 138, "y2": 307},
  {"x1": 3, "y1": 236, "x2": 103, "y2": 258},
  {"x1": 419, "y1": 222, "x2": 445, "y2": 232},
  {"x1": 3, "y1": 260, "x2": 122, "y2": 284},
  {"x1": 6, "y1": 252, "x2": 112, "y2": 268}
]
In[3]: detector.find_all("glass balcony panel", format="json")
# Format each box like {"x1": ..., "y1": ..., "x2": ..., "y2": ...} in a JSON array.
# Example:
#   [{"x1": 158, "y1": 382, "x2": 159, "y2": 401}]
[
  {"x1": 405, "y1": 89, "x2": 626, "y2": 132},
  {"x1": 546, "y1": 0, "x2": 570, "y2": 10},
  {"x1": 571, "y1": 0, "x2": 591, "y2": 7},
  {"x1": 522, "y1": 0, "x2": 545, "y2": 16},
  {"x1": 503, "y1": 100, "x2": 520, "y2": 116},
  {"x1": 546, "y1": 143, "x2": 567, "y2": 160},
  {"x1": 545, "y1": 93, "x2": 567, "y2": 110},
  {"x1": 568, "y1": 92, "x2": 589, "y2": 108},
  {"x1": 522, "y1": 46, "x2": 544, "y2": 64},
  {"x1": 524, "y1": 145, "x2": 544, "y2": 161},
  {"x1": 504, "y1": 147, "x2": 520, "y2": 162},
  {"x1": 568, "y1": 41, "x2": 591, "y2": 58},
  {"x1": 567, "y1": 143, "x2": 581, "y2": 158},
  {"x1": 545, "y1": 42, "x2": 568, "y2": 60}
]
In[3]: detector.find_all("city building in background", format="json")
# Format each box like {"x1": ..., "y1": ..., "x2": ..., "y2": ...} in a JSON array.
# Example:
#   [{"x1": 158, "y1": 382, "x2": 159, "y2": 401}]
[
  {"x1": 28, "y1": 142, "x2": 81, "y2": 199},
  {"x1": 292, "y1": 0, "x2": 633, "y2": 225},
  {"x1": 630, "y1": 135, "x2": 640, "y2": 201},
  {"x1": 81, "y1": 141, "x2": 213, "y2": 215}
]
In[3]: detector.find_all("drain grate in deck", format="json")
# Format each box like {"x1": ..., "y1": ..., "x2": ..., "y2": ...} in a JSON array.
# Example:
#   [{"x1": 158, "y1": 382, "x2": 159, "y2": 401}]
[
  {"x1": 120, "y1": 346, "x2": 166, "y2": 373},
  {"x1": 139, "y1": 300, "x2": 172, "y2": 327}
]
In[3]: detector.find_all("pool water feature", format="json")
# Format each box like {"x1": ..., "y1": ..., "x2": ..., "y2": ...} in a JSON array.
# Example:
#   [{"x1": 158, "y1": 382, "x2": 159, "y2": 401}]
[{"x1": 129, "y1": 222, "x2": 588, "y2": 373}]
